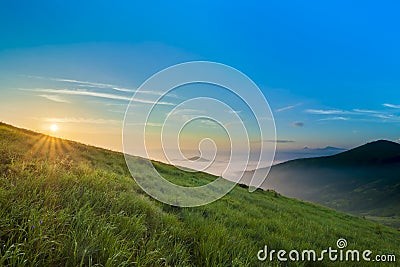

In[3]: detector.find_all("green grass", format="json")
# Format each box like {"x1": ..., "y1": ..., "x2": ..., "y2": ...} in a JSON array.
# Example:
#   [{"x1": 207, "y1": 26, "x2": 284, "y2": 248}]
[{"x1": 0, "y1": 122, "x2": 399, "y2": 266}]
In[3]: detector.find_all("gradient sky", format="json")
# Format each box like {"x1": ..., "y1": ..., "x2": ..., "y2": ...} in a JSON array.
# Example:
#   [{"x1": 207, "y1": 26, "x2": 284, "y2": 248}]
[{"x1": 1, "y1": 1, "x2": 400, "y2": 164}]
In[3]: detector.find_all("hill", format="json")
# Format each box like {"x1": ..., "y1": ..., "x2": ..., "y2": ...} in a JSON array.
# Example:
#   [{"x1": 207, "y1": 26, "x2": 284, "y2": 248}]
[
  {"x1": 243, "y1": 140, "x2": 400, "y2": 228},
  {"x1": 0, "y1": 122, "x2": 399, "y2": 266},
  {"x1": 303, "y1": 146, "x2": 346, "y2": 152}
]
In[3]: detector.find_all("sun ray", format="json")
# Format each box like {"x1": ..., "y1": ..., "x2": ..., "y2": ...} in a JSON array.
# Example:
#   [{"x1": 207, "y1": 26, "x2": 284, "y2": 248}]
[
  {"x1": 38, "y1": 136, "x2": 52, "y2": 158},
  {"x1": 60, "y1": 139, "x2": 74, "y2": 159},
  {"x1": 49, "y1": 137, "x2": 57, "y2": 159},
  {"x1": 54, "y1": 138, "x2": 63, "y2": 157},
  {"x1": 29, "y1": 135, "x2": 49, "y2": 157}
]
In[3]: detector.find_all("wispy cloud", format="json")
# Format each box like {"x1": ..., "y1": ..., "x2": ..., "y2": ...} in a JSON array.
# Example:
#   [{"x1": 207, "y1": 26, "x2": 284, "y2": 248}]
[
  {"x1": 38, "y1": 94, "x2": 70, "y2": 103},
  {"x1": 290, "y1": 121, "x2": 304, "y2": 127},
  {"x1": 198, "y1": 119, "x2": 218, "y2": 127},
  {"x1": 276, "y1": 103, "x2": 302, "y2": 113},
  {"x1": 42, "y1": 117, "x2": 121, "y2": 124},
  {"x1": 353, "y1": 109, "x2": 380, "y2": 113},
  {"x1": 305, "y1": 109, "x2": 352, "y2": 115},
  {"x1": 383, "y1": 103, "x2": 400, "y2": 109},
  {"x1": 168, "y1": 109, "x2": 205, "y2": 116},
  {"x1": 21, "y1": 88, "x2": 174, "y2": 105},
  {"x1": 319, "y1": 116, "x2": 349, "y2": 121},
  {"x1": 304, "y1": 105, "x2": 400, "y2": 124},
  {"x1": 27, "y1": 75, "x2": 176, "y2": 97},
  {"x1": 227, "y1": 110, "x2": 242, "y2": 115},
  {"x1": 28, "y1": 75, "x2": 136, "y2": 93},
  {"x1": 23, "y1": 88, "x2": 131, "y2": 101},
  {"x1": 371, "y1": 114, "x2": 400, "y2": 120},
  {"x1": 263, "y1": 139, "x2": 295, "y2": 143}
]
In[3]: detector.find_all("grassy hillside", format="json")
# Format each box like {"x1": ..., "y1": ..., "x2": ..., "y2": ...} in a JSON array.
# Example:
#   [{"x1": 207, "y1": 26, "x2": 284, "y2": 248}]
[
  {"x1": 0, "y1": 122, "x2": 399, "y2": 266},
  {"x1": 242, "y1": 141, "x2": 400, "y2": 228}
]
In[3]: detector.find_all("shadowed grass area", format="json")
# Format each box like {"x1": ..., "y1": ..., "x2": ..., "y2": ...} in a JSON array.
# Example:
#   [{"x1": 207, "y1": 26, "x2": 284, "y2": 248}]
[{"x1": 0, "y1": 122, "x2": 399, "y2": 266}]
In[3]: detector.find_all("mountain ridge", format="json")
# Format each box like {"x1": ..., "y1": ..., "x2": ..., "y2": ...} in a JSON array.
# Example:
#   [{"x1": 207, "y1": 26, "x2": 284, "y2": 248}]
[{"x1": 242, "y1": 139, "x2": 400, "y2": 227}]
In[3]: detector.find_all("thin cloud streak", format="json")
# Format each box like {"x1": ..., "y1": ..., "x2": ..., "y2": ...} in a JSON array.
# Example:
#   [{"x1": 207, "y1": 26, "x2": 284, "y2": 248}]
[
  {"x1": 228, "y1": 110, "x2": 242, "y2": 115},
  {"x1": 20, "y1": 88, "x2": 174, "y2": 105},
  {"x1": 305, "y1": 109, "x2": 353, "y2": 115},
  {"x1": 263, "y1": 139, "x2": 295, "y2": 143},
  {"x1": 353, "y1": 109, "x2": 380, "y2": 113},
  {"x1": 38, "y1": 94, "x2": 70, "y2": 103},
  {"x1": 383, "y1": 103, "x2": 400, "y2": 109},
  {"x1": 168, "y1": 109, "x2": 205, "y2": 116},
  {"x1": 319, "y1": 117, "x2": 349, "y2": 121},
  {"x1": 27, "y1": 75, "x2": 136, "y2": 93},
  {"x1": 27, "y1": 75, "x2": 174, "y2": 96},
  {"x1": 276, "y1": 103, "x2": 302, "y2": 112}
]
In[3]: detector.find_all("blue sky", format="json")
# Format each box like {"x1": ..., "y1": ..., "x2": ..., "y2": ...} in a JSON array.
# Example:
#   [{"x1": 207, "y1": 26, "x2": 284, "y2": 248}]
[{"x1": 1, "y1": 1, "x2": 400, "y2": 159}]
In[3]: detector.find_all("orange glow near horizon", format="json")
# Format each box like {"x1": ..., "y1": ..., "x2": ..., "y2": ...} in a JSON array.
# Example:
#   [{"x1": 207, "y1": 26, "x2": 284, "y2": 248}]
[{"x1": 50, "y1": 124, "x2": 59, "y2": 132}]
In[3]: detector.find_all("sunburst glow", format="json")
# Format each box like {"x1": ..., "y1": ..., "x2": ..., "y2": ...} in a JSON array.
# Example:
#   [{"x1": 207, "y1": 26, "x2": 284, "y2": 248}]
[{"x1": 50, "y1": 124, "x2": 59, "y2": 132}]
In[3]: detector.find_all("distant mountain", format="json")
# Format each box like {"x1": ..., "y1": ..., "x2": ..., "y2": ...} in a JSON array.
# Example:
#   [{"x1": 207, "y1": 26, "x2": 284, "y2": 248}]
[
  {"x1": 241, "y1": 140, "x2": 400, "y2": 227},
  {"x1": 188, "y1": 156, "x2": 210, "y2": 162},
  {"x1": 273, "y1": 146, "x2": 347, "y2": 164},
  {"x1": 303, "y1": 146, "x2": 346, "y2": 151}
]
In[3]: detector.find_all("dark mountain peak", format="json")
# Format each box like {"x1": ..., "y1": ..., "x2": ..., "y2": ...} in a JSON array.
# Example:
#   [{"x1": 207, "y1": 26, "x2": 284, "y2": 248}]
[
  {"x1": 345, "y1": 139, "x2": 400, "y2": 154},
  {"x1": 329, "y1": 139, "x2": 400, "y2": 165},
  {"x1": 366, "y1": 139, "x2": 400, "y2": 147},
  {"x1": 273, "y1": 139, "x2": 400, "y2": 168}
]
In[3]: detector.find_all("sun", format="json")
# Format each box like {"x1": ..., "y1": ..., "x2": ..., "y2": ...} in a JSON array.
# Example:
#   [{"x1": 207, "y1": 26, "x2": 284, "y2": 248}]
[{"x1": 50, "y1": 124, "x2": 59, "y2": 132}]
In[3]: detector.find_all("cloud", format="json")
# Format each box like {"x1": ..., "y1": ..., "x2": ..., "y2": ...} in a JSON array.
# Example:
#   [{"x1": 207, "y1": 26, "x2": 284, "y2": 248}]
[
  {"x1": 20, "y1": 88, "x2": 174, "y2": 105},
  {"x1": 227, "y1": 110, "x2": 242, "y2": 115},
  {"x1": 290, "y1": 121, "x2": 304, "y2": 127},
  {"x1": 136, "y1": 90, "x2": 172, "y2": 97},
  {"x1": 306, "y1": 106, "x2": 400, "y2": 123},
  {"x1": 371, "y1": 114, "x2": 400, "y2": 120},
  {"x1": 305, "y1": 109, "x2": 352, "y2": 115},
  {"x1": 319, "y1": 116, "x2": 349, "y2": 121},
  {"x1": 27, "y1": 75, "x2": 176, "y2": 97},
  {"x1": 42, "y1": 117, "x2": 121, "y2": 124},
  {"x1": 198, "y1": 119, "x2": 218, "y2": 127},
  {"x1": 276, "y1": 103, "x2": 302, "y2": 113},
  {"x1": 38, "y1": 94, "x2": 70, "y2": 103},
  {"x1": 383, "y1": 103, "x2": 400, "y2": 109},
  {"x1": 353, "y1": 109, "x2": 379, "y2": 113},
  {"x1": 28, "y1": 75, "x2": 136, "y2": 93},
  {"x1": 264, "y1": 139, "x2": 295, "y2": 143},
  {"x1": 168, "y1": 109, "x2": 205, "y2": 116}
]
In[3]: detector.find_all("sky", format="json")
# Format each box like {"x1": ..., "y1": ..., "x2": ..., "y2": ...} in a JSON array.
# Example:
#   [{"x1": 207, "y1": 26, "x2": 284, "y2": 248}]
[{"x1": 1, "y1": 1, "x2": 400, "y2": 173}]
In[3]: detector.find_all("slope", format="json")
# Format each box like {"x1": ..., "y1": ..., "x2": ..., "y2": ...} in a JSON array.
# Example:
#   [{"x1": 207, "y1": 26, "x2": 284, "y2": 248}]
[{"x1": 0, "y1": 122, "x2": 399, "y2": 266}]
